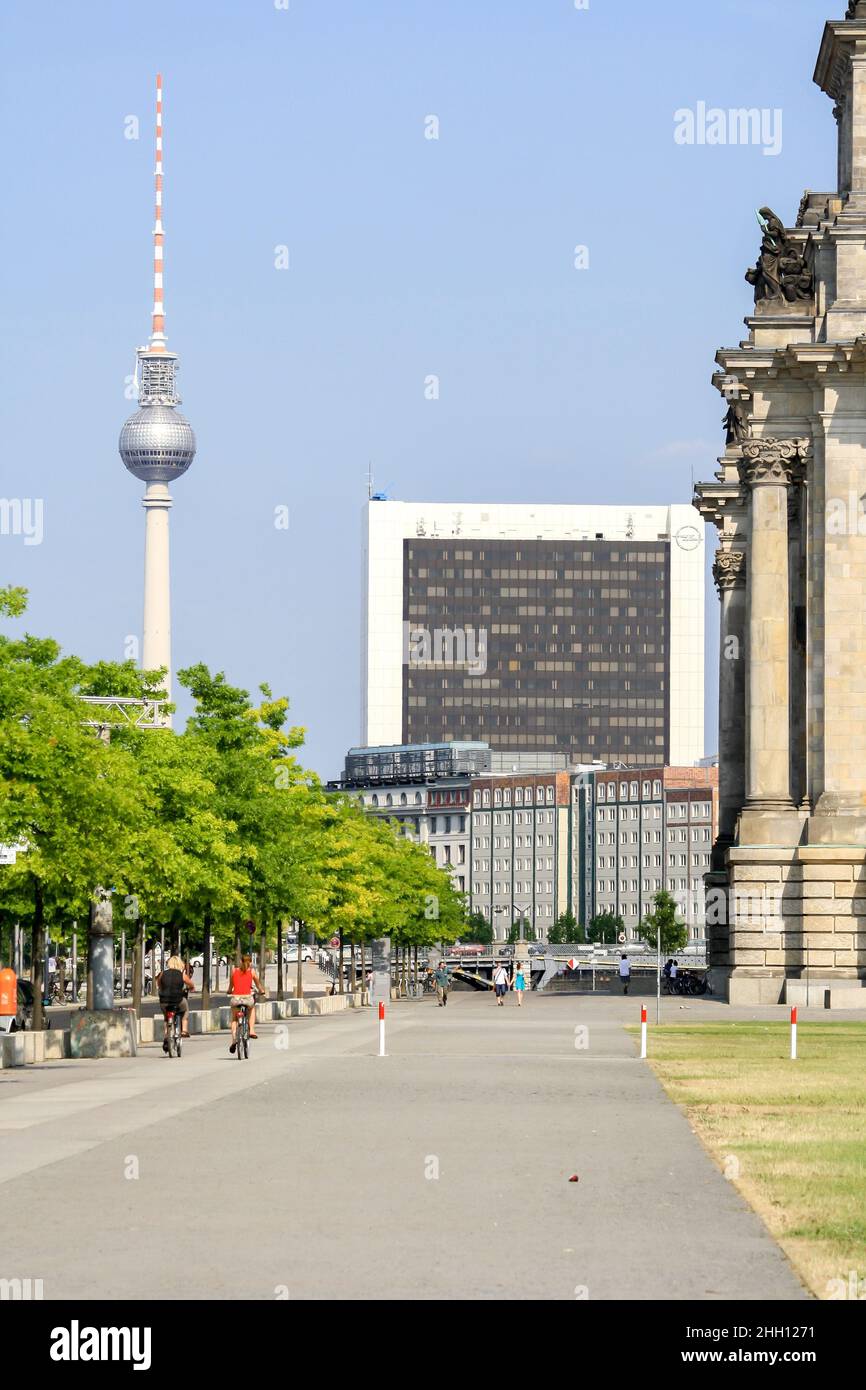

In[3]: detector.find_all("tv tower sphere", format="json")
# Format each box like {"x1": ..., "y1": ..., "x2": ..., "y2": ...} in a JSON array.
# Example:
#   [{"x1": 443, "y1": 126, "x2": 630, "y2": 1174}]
[
  {"x1": 118, "y1": 74, "x2": 195, "y2": 716},
  {"x1": 119, "y1": 401, "x2": 196, "y2": 483}
]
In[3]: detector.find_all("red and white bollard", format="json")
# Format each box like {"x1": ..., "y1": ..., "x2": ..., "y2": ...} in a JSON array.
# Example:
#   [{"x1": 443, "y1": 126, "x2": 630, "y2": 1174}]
[
  {"x1": 790, "y1": 1004, "x2": 797, "y2": 1060},
  {"x1": 640, "y1": 1004, "x2": 647, "y2": 1059},
  {"x1": 378, "y1": 1001, "x2": 386, "y2": 1057}
]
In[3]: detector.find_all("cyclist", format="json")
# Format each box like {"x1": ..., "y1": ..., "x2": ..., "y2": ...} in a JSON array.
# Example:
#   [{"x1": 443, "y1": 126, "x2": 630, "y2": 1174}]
[
  {"x1": 229, "y1": 953, "x2": 264, "y2": 1053},
  {"x1": 157, "y1": 954, "x2": 194, "y2": 1051}
]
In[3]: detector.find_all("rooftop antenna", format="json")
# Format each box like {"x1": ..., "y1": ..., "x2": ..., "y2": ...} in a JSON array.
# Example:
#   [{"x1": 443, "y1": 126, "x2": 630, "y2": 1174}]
[
  {"x1": 151, "y1": 73, "x2": 166, "y2": 352},
  {"x1": 367, "y1": 460, "x2": 374, "y2": 500}
]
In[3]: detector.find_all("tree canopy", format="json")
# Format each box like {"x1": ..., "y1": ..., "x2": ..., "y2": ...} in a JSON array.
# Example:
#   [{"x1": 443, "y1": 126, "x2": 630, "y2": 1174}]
[{"x1": 0, "y1": 588, "x2": 468, "y2": 992}]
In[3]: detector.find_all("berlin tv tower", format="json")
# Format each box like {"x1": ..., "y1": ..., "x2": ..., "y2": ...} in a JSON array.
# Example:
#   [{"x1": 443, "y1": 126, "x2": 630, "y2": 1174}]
[{"x1": 119, "y1": 75, "x2": 196, "y2": 718}]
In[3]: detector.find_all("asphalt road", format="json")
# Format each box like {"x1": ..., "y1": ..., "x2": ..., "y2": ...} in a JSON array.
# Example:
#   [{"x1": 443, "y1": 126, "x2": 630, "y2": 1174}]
[{"x1": 0, "y1": 991, "x2": 808, "y2": 1301}]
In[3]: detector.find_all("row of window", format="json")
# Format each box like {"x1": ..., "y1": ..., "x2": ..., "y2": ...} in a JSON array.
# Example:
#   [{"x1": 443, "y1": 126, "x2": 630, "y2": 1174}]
[
  {"x1": 473, "y1": 903, "x2": 559, "y2": 922},
  {"x1": 436, "y1": 845, "x2": 466, "y2": 865},
  {"x1": 597, "y1": 875, "x2": 707, "y2": 896},
  {"x1": 597, "y1": 780, "x2": 713, "y2": 813},
  {"x1": 367, "y1": 792, "x2": 423, "y2": 807},
  {"x1": 474, "y1": 785, "x2": 556, "y2": 808},
  {"x1": 596, "y1": 802, "x2": 712, "y2": 821},
  {"x1": 596, "y1": 852, "x2": 711, "y2": 869},
  {"x1": 475, "y1": 810, "x2": 557, "y2": 827},
  {"x1": 474, "y1": 835, "x2": 556, "y2": 851},
  {"x1": 429, "y1": 816, "x2": 467, "y2": 835},
  {"x1": 474, "y1": 882, "x2": 555, "y2": 896}
]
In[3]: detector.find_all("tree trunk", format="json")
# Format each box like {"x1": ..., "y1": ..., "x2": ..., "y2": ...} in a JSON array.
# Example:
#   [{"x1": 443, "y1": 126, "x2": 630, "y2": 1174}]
[
  {"x1": 413, "y1": 943, "x2": 418, "y2": 995},
  {"x1": 276, "y1": 920, "x2": 284, "y2": 1001},
  {"x1": 259, "y1": 924, "x2": 267, "y2": 996},
  {"x1": 133, "y1": 916, "x2": 144, "y2": 1019},
  {"x1": 32, "y1": 882, "x2": 45, "y2": 1032},
  {"x1": 234, "y1": 926, "x2": 241, "y2": 969},
  {"x1": 350, "y1": 938, "x2": 356, "y2": 996},
  {"x1": 295, "y1": 922, "x2": 304, "y2": 1001},
  {"x1": 202, "y1": 912, "x2": 212, "y2": 1010},
  {"x1": 338, "y1": 932, "x2": 344, "y2": 994}
]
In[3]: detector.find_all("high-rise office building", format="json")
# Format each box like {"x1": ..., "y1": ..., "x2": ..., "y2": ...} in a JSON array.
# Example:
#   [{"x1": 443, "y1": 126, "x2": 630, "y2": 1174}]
[{"x1": 361, "y1": 501, "x2": 704, "y2": 767}]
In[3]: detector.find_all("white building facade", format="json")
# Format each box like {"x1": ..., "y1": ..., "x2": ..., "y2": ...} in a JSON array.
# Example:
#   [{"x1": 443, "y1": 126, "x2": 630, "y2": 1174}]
[{"x1": 361, "y1": 501, "x2": 705, "y2": 768}]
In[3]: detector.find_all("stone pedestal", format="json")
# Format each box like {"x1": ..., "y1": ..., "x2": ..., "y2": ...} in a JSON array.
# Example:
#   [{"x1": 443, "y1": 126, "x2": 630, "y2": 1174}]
[{"x1": 69, "y1": 1009, "x2": 138, "y2": 1058}]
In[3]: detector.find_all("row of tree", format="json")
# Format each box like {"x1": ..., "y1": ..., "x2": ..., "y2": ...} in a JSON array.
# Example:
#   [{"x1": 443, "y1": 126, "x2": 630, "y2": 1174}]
[
  {"x1": 0, "y1": 588, "x2": 467, "y2": 1027},
  {"x1": 462, "y1": 902, "x2": 689, "y2": 953}
]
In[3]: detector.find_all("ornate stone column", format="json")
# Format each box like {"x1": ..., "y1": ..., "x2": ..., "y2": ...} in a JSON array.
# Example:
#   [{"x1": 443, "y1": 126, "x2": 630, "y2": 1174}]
[
  {"x1": 712, "y1": 548, "x2": 747, "y2": 850},
  {"x1": 739, "y1": 439, "x2": 805, "y2": 811}
]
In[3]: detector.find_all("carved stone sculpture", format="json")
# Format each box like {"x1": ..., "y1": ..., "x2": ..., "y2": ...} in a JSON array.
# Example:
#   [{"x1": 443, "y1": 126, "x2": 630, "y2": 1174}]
[{"x1": 745, "y1": 207, "x2": 813, "y2": 304}]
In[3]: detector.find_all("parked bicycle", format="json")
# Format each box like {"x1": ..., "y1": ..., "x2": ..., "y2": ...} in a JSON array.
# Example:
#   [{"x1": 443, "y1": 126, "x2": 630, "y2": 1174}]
[{"x1": 672, "y1": 971, "x2": 709, "y2": 997}]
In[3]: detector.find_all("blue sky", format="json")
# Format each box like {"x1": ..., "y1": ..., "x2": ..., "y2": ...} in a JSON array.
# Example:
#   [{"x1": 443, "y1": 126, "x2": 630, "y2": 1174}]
[{"x1": 1, "y1": 0, "x2": 836, "y2": 776}]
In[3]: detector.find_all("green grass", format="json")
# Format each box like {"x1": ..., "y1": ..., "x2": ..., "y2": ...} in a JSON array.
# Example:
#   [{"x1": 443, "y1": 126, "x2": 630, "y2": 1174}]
[{"x1": 633, "y1": 1022, "x2": 866, "y2": 1299}]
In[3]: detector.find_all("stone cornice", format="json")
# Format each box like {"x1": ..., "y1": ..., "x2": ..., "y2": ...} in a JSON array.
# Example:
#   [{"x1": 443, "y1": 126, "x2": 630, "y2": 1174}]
[
  {"x1": 713, "y1": 548, "x2": 746, "y2": 592},
  {"x1": 693, "y1": 479, "x2": 747, "y2": 532},
  {"x1": 713, "y1": 339, "x2": 866, "y2": 392},
  {"x1": 739, "y1": 438, "x2": 810, "y2": 488},
  {"x1": 814, "y1": 20, "x2": 866, "y2": 103}
]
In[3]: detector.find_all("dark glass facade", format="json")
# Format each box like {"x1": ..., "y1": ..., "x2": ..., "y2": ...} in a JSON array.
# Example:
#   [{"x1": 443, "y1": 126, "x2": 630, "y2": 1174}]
[{"x1": 403, "y1": 538, "x2": 670, "y2": 766}]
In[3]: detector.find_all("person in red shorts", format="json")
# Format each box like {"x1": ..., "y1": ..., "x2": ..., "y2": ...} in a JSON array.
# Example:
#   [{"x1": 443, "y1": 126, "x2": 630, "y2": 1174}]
[{"x1": 229, "y1": 953, "x2": 264, "y2": 1053}]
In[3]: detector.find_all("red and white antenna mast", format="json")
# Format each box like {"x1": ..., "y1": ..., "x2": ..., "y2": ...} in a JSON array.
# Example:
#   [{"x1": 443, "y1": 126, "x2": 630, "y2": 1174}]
[{"x1": 150, "y1": 73, "x2": 167, "y2": 352}]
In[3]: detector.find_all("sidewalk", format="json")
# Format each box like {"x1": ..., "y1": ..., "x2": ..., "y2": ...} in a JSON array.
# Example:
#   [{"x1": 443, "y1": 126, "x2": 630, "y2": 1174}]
[{"x1": 1, "y1": 990, "x2": 808, "y2": 1300}]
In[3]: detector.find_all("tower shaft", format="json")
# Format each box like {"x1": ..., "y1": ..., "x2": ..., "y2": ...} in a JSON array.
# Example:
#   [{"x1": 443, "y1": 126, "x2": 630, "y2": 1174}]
[{"x1": 142, "y1": 483, "x2": 173, "y2": 712}]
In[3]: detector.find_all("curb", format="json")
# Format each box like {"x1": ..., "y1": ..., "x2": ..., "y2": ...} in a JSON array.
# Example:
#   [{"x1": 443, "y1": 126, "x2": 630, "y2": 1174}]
[{"x1": 0, "y1": 992, "x2": 367, "y2": 1068}]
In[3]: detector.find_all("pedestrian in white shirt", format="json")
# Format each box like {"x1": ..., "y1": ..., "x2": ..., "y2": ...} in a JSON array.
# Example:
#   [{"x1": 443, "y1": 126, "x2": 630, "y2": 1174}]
[
  {"x1": 618, "y1": 953, "x2": 631, "y2": 996},
  {"x1": 493, "y1": 962, "x2": 510, "y2": 1006}
]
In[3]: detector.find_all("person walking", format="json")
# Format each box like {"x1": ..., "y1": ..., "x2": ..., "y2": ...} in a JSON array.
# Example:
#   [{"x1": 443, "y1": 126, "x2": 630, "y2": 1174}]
[
  {"x1": 669, "y1": 958, "x2": 679, "y2": 993},
  {"x1": 493, "y1": 960, "x2": 510, "y2": 1006},
  {"x1": 433, "y1": 960, "x2": 450, "y2": 1007},
  {"x1": 513, "y1": 961, "x2": 526, "y2": 1007},
  {"x1": 618, "y1": 952, "x2": 631, "y2": 996},
  {"x1": 663, "y1": 958, "x2": 673, "y2": 993}
]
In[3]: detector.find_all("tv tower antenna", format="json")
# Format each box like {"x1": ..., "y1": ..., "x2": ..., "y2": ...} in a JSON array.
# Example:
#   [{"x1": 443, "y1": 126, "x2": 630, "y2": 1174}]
[{"x1": 118, "y1": 75, "x2": 196, "y2": 723}]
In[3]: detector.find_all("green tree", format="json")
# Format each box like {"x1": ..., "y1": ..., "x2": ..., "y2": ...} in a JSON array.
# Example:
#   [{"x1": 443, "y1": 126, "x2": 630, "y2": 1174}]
[
  {"x1": 0, "y1": 592, "x2": 153, "y2": 1026},
  {"x1": 463, "y1": 910, "x2": 493, "y2": 945},
  {"x1": 553, "y1": 908, "x2": 582, "y2": 943},
  {"x1": 636, "y1": 890, "x2": 688, "y2": 956},
  {"x1": 587, "y1": 910, "x2": 624, "y2": 945}
]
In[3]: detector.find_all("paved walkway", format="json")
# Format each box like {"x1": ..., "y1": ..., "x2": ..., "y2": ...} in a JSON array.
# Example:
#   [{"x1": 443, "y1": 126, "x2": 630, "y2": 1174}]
[{"x1": 1, "y1": 992, "x2": 808, "y2": 1301}]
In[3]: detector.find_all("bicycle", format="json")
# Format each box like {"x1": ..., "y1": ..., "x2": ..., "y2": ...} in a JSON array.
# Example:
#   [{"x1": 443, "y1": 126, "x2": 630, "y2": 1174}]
[
  {"x1": 235, "y1": 1000, "x2": 250, "y2": 1060},
  {"x1": 164, "y1": 1005, "x2": 183, "y2": 1058}
]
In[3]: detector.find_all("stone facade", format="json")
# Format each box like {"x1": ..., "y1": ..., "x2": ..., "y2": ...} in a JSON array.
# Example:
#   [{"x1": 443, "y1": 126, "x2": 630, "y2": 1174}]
[{"x1": 695, "y1": 1, "x2": 866, "y2": 1005}]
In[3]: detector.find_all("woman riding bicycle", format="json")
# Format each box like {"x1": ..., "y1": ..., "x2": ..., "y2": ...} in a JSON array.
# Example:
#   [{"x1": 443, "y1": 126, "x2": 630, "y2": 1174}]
[
  {"x1": 229, "y1": 953, "x2": 263, "y2": 1053},
  {"x1": 157, "y1": 955, "x2": 194, "y2": 1050}
]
